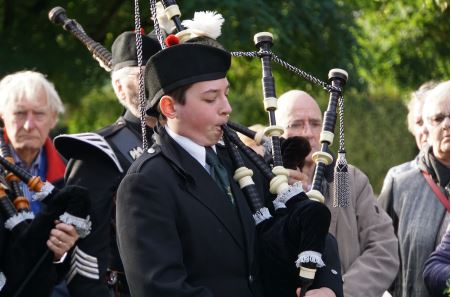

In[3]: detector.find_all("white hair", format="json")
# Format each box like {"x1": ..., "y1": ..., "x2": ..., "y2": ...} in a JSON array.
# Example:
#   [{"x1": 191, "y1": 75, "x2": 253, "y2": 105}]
[
  {"x1": 406, "y1": 81, "x2": 437, "y2": 134},
  {"x1": 0, "y1": 70, "x2": 65, "y2": 115},
  {"x1": 111, "y1": 66, "x2": 138, "y2": 108}
]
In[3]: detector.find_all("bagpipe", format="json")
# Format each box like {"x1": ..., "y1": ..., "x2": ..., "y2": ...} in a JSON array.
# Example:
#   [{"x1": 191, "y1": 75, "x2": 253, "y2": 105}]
[
  {"x1": 0, "y1": 132, "x2": 91, "y2": 297},
  {"x1": 49, "y1": 2, "x2": 350, "y2": 296}
]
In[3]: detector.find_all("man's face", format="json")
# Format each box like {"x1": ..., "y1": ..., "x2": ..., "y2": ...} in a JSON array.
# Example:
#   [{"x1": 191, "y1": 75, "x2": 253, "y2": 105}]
[
  {"x1": 412, "y1": 101, "x2": 428, "y2": 150},
  {"x1": 169, "y1": 78, "x2": 231, "y2": 147},
  {"x1": 424, "y1": 95, "x2": 450, "y2": 164},
  {"x1": 116, "y1": 67, "x2": 141, "y2": 117},
  {"x1": 1, "y1": 89, "x2": 57, "y2": 155},
  {"x1": 281, "y1": 96, "x2": 322, "y2": 162}
]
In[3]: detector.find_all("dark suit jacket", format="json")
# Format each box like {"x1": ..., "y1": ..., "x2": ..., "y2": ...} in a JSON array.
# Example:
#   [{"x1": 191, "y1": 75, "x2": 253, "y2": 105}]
[
  {"x1": 63, "y1": 111, "x2": 144, "y2": 297},
  {"x1": 116, "y1": 127, "x2": 261, "y2": 297}
]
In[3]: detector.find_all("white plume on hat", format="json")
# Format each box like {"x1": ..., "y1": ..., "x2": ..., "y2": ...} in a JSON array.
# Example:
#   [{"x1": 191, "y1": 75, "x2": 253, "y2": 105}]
[{"x1": 180, "y1": 11, "x2": 224, "y2": 40}]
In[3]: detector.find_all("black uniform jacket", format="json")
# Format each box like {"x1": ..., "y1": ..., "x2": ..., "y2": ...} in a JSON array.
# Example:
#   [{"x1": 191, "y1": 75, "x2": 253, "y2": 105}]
[
  {"x1": 62, "y1": 110, "x2": 145, "y2": 297},
  {"x1": 116, "y1": 127, "x2": 262, "y2": 297}
]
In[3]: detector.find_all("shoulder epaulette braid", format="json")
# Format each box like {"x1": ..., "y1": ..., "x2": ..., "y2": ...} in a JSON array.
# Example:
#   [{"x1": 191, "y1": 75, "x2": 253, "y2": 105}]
[
  {"x1": 128, "y1": 145, "x2": 161, "y2": 174},
  {"x1": 95, "y1": 120, "x2": 127, "y2": 138}
]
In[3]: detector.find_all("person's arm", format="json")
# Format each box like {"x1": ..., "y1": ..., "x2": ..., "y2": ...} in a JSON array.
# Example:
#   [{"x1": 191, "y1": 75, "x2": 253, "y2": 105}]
[
  {"x1": 423, "y1": 229, "x2": 450, "y2": 297},
  {"x1": 116, "y1": 170, "x2": 213, "y2": 297},
  {"x1": 65, "y1": 155, "x2": 120, "y2": 297},
  {"x1": 378, "y1": 172, "x2": 399, "y2": 233},
  {"x1": 305, "y1": 234, "x2": 343, "y2": 297},
  {"x1": 0, "y1": 215, "x2": 79, "y2": 297},
  {"x1": 341, "y1": 167, "x2": 399, "y2": 297}
]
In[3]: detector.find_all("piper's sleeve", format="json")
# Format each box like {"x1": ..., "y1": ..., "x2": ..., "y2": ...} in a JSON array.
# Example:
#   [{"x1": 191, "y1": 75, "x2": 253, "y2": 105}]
[
  {"x1": 116, "y1": 170, "x2": 213, "y2": 297},
  {"x1": 342, "y1": 168, "x2": 399, "y2": 297},
  {"x1": 310, "y1": 233, "x2": 344, "y2": 297},
  {"x1": 64, "y1": 153, "x2": 121, "y2": 297}
]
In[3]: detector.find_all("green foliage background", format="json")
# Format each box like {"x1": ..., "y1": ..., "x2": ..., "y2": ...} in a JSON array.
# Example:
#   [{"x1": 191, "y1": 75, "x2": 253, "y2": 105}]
[{"x1": 0, "y1": 0, "x2": 449, "y2": 193}]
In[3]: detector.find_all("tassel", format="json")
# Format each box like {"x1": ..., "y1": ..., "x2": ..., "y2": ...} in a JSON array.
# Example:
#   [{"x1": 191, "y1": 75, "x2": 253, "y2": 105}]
[
  {"x1": 333, "y1": 150, "x2": 350, "y2": 207},
  {"x1": 333, "y1": 94, "x2": 350, "y2": 207}
]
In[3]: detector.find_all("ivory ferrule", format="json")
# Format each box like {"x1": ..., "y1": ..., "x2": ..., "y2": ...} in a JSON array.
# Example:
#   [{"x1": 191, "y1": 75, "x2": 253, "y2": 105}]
[
  {"x1": 312, "y1": 151, "x2": 333, "y2": 166},
  {"x1": 320, "y1": 131, "x2": 334, "y2": 145},
  {"x1": 299, "y1": 266, "x2": 317, "y2": 279},
  {"x1": 165, "y1": 4, "x2": 181, "y2": 19},
  {"x1": 269, "y1": 166, "x2": 289, "y2": 194},
  {"x1": 254, "y1": 32, "x2": 273, "y2": 44},
  {"x1": 233, "y1": 167, "x2": 254, "y2": 188},
  {"x1": 176, "y1": 29, "x2": 204, "y2": 43},
  {"x1": 263, "y1": 97, "x2": 278, "y2": 110},
  {"x1": 307, "y1": 189, "x2": 325, "y2": 204},
  {"x1": 264, "y1": 125, "x2": 284, "y2": 137}
]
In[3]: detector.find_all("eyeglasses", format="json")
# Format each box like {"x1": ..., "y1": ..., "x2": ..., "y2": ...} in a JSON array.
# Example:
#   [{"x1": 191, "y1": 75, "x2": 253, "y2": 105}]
[
  {"x1": 427, "y1": 112, "x2": 450, "y2": 127},
  {"x1": 286, "y1": 120, "x2": 322, "y2": 131}
]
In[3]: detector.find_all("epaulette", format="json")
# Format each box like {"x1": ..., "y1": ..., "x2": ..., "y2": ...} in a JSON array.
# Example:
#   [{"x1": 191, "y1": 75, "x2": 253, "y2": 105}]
[
  {"x1": 128, "y1": 145, "x2": 161, "y2": 174},
  {"x1": 95, "y1": 120, "x2": 127, "y2": 139},
  {"x1": 97, "y1": 119, "x2": 145, "y2": 165},
  {"x1": 54, "y1": 133, "x2": 123, "y2": 173}
]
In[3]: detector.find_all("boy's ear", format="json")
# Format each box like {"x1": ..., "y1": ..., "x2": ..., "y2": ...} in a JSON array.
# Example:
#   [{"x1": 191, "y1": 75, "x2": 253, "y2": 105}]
[{"x1": 159, "y1": 96, "x2": 176, "y2": 119}]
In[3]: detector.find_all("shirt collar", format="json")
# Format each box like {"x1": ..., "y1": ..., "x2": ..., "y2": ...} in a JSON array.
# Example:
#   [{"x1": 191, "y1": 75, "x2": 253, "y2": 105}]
[
  {"x1": 10, "y1": 145, "x2": 42, "y2": 172},
  {"x1": 165, "y1": 125, "x2": 216, "y2": 169}
]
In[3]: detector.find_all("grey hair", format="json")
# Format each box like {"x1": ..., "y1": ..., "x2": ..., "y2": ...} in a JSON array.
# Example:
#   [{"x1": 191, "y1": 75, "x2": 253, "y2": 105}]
[
  {"x1": 406, "y1": 81, "x2": 437, "y2": 134},
  {"x1": 111, "y1": 66, "x2": 138, "y2": 106},
  {"x1": 0, "y1": 70, "x2": 65, "y2": 115}
]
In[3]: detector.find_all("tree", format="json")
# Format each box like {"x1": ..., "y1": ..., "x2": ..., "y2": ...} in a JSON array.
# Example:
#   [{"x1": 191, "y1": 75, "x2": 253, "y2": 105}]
[{"x1": 0, "y1": 0, "x2": 448, "y2": 192}]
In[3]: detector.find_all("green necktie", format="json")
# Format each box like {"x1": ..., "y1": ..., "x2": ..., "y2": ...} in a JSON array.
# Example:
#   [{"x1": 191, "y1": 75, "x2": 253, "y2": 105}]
[{"x1": 205, "y1": 147, "x2": 234, "y2": 205}]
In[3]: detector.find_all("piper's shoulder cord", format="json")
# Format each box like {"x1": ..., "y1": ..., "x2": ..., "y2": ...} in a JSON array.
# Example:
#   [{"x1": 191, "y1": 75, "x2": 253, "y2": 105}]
[{"x1": 231, "y1": 50, "x2": 341, "y2": 94}]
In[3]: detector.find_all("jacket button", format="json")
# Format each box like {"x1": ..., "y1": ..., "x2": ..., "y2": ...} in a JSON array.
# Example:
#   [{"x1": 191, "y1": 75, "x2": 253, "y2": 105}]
[{"x1": 248, "y1": 275, "x2": 254, "y2": 283}]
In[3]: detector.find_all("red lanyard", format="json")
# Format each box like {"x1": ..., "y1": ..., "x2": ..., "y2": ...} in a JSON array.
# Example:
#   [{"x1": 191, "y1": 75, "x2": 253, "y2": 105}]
[{"x1": 422, "y1": 171, "x2": 450, "y2": 213}]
